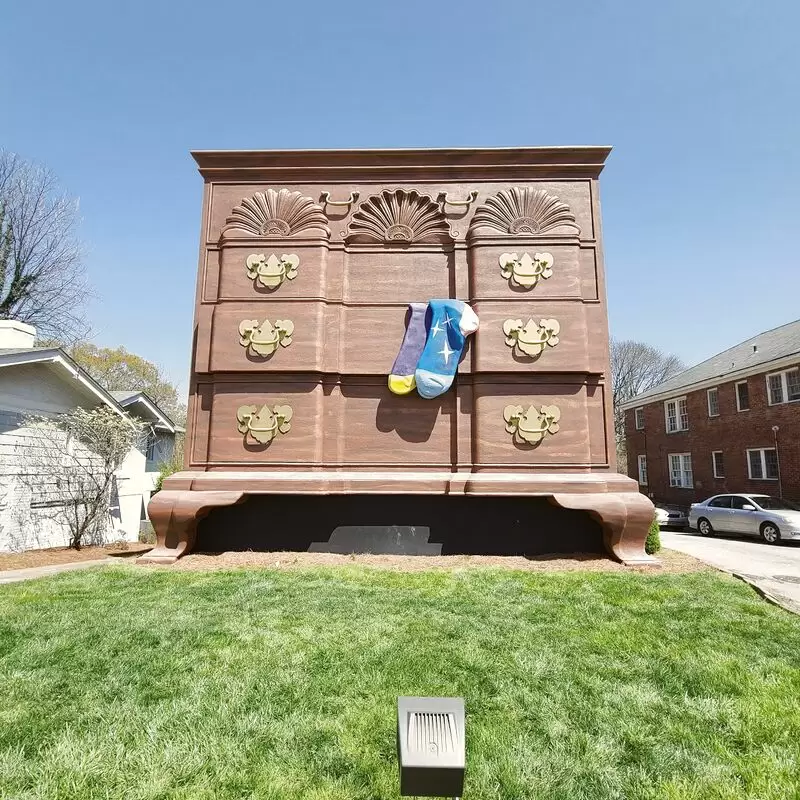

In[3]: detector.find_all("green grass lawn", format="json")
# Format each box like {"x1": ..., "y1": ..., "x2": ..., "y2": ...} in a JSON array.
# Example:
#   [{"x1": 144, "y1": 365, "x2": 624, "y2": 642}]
[{"x1": 1, "y1": 566, "x2": 800, "y2": 800}]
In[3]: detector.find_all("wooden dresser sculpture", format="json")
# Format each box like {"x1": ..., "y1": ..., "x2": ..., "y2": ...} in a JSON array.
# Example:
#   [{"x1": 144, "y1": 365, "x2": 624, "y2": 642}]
[{"x1": 143, "y1": 147, "x2": 656, "y2": 565}]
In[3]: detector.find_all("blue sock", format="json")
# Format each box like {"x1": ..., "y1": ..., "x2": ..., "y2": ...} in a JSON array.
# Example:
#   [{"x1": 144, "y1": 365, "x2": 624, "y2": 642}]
[{"x1": 415, "y1": 299, "x2": 479, "y2": 398}]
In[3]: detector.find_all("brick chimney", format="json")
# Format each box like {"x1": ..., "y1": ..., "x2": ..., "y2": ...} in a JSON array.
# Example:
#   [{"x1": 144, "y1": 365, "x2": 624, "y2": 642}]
[{"x1": 0, "y1": 320, "x2": 36, "y2": 349}]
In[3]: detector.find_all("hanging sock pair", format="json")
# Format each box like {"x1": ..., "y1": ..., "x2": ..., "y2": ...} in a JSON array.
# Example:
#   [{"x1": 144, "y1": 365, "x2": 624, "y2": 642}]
[{"x1": 389, "y1": 299, "x2": 479, "y2": 399}]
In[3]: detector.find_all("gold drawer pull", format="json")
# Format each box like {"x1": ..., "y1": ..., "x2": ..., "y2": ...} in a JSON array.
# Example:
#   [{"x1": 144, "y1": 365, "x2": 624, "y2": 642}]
[
  {"x1": 321, "y1": 191, "x2": 359, "y2": 207},
  {"x1": 239, "y1": 319, "x2": 294, "y2": 357},
  {"x1": 236, "y1": 404, "x2": 293, "y2": 445},
  {"x1": 499, "y1": 251, "x2": 554, "y2": 290},
  {"x1": 246, "y1": 253, "x2": 299, "y2": 290},
  {"x1": 503, "y1": 318, "x2": 560, "y2": 358},
  {"x1": 503, "y1": 404, "x2": 560, "y2": 446}
]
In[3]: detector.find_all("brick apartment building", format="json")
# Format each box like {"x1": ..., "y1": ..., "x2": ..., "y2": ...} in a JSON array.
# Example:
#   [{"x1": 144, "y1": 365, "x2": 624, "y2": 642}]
[{"x1": 623, "y1": 320, "x2": 800, "y2": 506}]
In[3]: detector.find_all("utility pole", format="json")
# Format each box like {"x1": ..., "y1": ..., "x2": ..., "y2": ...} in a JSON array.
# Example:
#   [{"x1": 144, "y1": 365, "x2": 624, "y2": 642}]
[{"x1": 772, "y1": 425, "x2": 783, "y2": 499}]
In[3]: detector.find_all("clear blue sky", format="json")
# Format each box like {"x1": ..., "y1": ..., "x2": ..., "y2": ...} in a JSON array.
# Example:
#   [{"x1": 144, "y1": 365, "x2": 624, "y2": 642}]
[{"x1": 3, "y1": 0, "x2": 798, "y2": 397}]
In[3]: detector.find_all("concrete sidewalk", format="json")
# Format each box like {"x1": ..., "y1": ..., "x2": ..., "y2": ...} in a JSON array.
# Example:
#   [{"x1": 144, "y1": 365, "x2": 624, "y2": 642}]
[
  {"x1": 0, "y1": 558, "x2": 112, "y2": 584},
  {"x1": 661, "y1": 530, "x2": 800, "y2": 614}
]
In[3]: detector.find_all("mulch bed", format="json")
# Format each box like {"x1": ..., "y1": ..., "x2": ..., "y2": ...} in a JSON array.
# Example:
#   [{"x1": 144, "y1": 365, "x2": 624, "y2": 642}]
[
  {"x1": 143, "y1": 548, "x2": 708, "y2": 573},
  {"x1": 0, "y1": 543, "x2": 151, "y2": 571}
]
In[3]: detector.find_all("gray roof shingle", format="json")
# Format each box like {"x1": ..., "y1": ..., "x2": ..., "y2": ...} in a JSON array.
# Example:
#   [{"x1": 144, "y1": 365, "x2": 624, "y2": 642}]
[{"x1": 627, "y1": 319, "x2": 800, "y2": 406}]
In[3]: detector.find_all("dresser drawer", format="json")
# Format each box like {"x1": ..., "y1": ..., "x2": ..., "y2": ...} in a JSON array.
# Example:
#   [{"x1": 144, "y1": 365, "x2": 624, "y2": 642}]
[
  {"x1": 332, "y1": 380, "x2": 456, "y2": 467},
  {"x1": 212, "y1": 244, "x2": 330, "y2": 301},
  {"x1": 468, "y1": 243, "x2": 582, "y2": 300},
  {"x1": 197, "y1": 302, "x2": 330, "y2": 373},
  {"x1": 197, "y1": 303, "x2": 472, "y2": 376},
  {"x1": 191, "y1": 378, "x2": 456, "y2": 468},
  {"x1": 197, "y1": 379, "x2": 324, "y2": 465},
  {"x1": 471, "y1": 379, "x2": 609, "y2": 467},
  {"x1": 342, "y1": 249, "x2": 452, "y2": 304},
  {"x1": 472, "y1": 301, "x2": 606, "y2": 374}
]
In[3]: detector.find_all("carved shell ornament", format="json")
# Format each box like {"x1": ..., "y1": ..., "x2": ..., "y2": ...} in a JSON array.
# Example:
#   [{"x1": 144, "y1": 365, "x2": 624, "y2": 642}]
[
  {"x1": 238, "y1": 318, "x2": 294, "y2": 358},
  {"x1": 236, "y1": 404, "x2": 293, "y2": 445},
  {"x1": 345, "y1": 189, "x2": 454, "y2": 243},
  {"x1": 222, "y1": 189, "x2": 330, "y2": 238},
  {"x1": 246, "y1": 253, "x2": 299, "y2": 290},
  {"x1": 499, "y1": 252, "x2": 554, "y2": 289},
  {"x1": 503, "y1": 317, "x2": 560, "y2": 358},
  {"x1": 469, "y1": 188, "x2": 580, "y2": 236},
  {"x1": 503, "y1": 404, "x2": 561, "y2": 446}
]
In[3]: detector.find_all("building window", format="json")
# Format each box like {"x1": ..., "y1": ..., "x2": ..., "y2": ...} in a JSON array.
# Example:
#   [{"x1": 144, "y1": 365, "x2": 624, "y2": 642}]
[
  {"x1": 767, "y1": 367, "x2": 800, "y2": 406},
  {"x1": 637, "y1": 454, "x2": 648, "y2": 486},
  {"x1": 712, "y1": 450, "x2": 724, "y2": 478},
  {"x1": 707, "y1": 387, "x2": 719, "y2": 417},
  {"x1": 669, "y1": 453, "x2": 693, "y2": 488},
  {"x1": 747, "y1": 448, "x2": 779, "y2": 480},
  {"x1": 145, "y1": 431, "x2": 158, "y2": 462},
  {"x1": 634, "y1": 408, "x2": 645, "y2": 430},
  {"x1": 665, "y1": 397, "x2": 688, "y2": 433},
  {"x1": 736, "y1": 380, "x2": 750, "y2": 411}
]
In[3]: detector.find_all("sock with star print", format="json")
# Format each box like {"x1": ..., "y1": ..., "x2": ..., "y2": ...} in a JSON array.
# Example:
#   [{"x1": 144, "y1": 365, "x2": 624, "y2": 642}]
[
  {"x1": 388, "y1": 302, "x2": 429, "y2": 395},
  {"x1": 414, "y1": 299, "x2": 479, "y2": 399}
]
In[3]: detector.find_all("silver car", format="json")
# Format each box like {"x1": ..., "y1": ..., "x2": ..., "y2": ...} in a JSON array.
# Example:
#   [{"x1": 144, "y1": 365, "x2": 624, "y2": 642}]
[{"x1": 688, "y1": 494, "x2": 800, "y2": 544}]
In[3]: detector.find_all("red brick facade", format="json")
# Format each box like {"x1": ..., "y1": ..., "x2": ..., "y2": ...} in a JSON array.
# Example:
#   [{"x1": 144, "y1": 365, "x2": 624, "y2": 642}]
[{"x1": 625, "y1": 364, "x2": 800, "y2": 506}]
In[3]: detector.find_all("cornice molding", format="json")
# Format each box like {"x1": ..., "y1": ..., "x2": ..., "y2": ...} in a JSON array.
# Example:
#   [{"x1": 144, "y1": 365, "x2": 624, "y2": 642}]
[{"x1": 192, "y1": 146, "x2": 612, "y2": 182}]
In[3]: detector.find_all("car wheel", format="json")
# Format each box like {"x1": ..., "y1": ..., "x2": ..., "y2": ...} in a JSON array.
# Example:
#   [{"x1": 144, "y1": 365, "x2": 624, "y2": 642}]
[
  {"x1": 760, "y1": 523, "x2": 781, "y2": 544},
  {"x1": 698, "y1": 518, "x2": 714, "y2": 537}
]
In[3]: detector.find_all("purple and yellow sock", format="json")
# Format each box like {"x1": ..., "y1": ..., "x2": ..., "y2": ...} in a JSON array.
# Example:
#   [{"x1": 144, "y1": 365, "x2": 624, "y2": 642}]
[{"x1": 389, "y1": 303, "x2": 429, "y2": 395}]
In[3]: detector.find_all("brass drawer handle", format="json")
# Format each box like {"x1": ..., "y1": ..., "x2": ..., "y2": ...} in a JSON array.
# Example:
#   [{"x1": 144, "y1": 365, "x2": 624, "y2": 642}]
[
  {"x1": 321, "y1": 191, "x2": 359, "y2": 207},
  {"x1": 503, "y1": 318, "x2": 560, "y2": 358},
  {"x1": 236, "y1": 404, "x2": 293, "y2": 445},
  {"x1": 498, "y1": 252, "x2": 554, "y2": 290},
  {"x1": 239, "y1": 319, "x2": 294, "y2": 357},
  {"x1": 245, "y1": 253, "x2": 299, "y2": 290},
  {"x1": 503, "y1": 404, "x2": 560, "y2": 446}
]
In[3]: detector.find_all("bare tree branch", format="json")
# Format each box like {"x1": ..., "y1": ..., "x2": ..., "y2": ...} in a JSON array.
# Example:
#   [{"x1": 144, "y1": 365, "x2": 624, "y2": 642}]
[
  {"x1": 610, "y1": 338, "x2": 685, "y2": 466},
  {"x1": 0, "y1": 151, "x2": 92, "y2": 343}
]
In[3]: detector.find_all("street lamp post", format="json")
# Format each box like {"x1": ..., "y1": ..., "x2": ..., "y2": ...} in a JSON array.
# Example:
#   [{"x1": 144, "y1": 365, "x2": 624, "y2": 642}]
[{"x1": 772, "y1": 425, "x2": 783, "y2": 499}]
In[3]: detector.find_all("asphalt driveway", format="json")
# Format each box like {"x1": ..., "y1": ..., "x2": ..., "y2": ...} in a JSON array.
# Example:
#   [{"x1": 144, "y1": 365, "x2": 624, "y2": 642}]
[{"x1": 661, "y1": 529, "x2": 800, "y2": 613}]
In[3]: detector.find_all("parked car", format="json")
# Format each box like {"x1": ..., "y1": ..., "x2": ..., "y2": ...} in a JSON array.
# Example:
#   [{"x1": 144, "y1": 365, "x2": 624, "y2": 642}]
[
  {"x1": 655, "y1": 505, "x2": 689, "y2": 528},
  {"x1": 688, "y1": 494, "x2": 800, "y2": 544}
]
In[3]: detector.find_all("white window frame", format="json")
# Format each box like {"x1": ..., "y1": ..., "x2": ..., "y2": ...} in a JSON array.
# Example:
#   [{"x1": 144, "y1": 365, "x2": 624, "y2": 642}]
[
  {"x1": 707, "y1": 387, "x2": 719, "y2": 417},
  {"x1": 668, "y1": 453, "x2": 693, "y2": 488},
  {"x1": 735, "y1": 380, "x2": 750, "y2": 412},
  {"x1": 746, "y1": 448, "x2": 779, "y2": 480},
  {"x1": 766, "y1": 367, "x2": 800, "y2": 406},
  {"x1": 634, "y1": 408, "x2": 645, "y2": 430},
  {"x1": 664, "y1": 397, "x2": 688, "y2": 433},
  {"x1": 712, "y1": 450, "x2": 724, "y2": 478},
  {"x1": 637, "y1": 454, "x2": 648, "y2": 486}
]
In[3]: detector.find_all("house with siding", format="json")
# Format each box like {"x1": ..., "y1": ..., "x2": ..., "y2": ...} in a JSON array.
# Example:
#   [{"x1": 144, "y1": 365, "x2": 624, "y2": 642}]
[
  {"x1": 622, "y1": 319, "x2": 800, "y2": 506},
  {"x1": 0, "y1": 320, "x2": 180, "y2": 551}
]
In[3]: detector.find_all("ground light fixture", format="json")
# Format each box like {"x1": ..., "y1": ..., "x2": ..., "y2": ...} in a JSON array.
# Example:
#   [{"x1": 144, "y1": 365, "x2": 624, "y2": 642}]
[{"x1": 397, "y1": 696, "x2": 465, "y2": 797}]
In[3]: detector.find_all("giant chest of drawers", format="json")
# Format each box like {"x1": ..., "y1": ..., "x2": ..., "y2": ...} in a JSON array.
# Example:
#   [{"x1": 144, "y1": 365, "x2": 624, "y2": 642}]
[{"x1": 145, "y1": 147, "x2": 656, "y2": 565}]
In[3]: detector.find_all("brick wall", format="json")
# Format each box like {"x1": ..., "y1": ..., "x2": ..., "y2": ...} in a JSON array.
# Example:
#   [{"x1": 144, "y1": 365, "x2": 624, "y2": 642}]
[{"x1": 625, "y1": 364, "x2": 800, "y2": 507}]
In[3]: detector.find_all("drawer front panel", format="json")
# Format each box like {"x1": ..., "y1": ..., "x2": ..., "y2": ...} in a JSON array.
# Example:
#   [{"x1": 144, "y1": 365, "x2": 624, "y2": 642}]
[
  {"x1": 197, "y1": 379, "x2": 456, "y2": 467},
  {"x1": 333, "y1": 381, "x2": 456, "y2": 466},
  {"x1": 343, "y1": 250, "x2": 452, "y2": 304},
  {"x1": 472, "y1": 301, "x2": 593, "y2": 373},
  {"x1": 204, "y1": 380, "x2": 323, "y2": 464},
  {"x1": 473, "y1": 381, "x2": 608, "y2": 467},
  {"x1": 216, "y1": 244, "x2": 329, "y2": 300},
  {"x1": 469, "y1": 244, "x2": 581, "y2": 300},
  {"x1": 201, "y1": 302, "x2": 329, "y2": 373},
  {"x1": 340, "y1": 305, "x2": 474, "y2": 375}
]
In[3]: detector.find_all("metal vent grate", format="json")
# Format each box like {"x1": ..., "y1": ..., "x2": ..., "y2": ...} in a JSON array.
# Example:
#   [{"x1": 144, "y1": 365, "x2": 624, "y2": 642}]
[{"x1": 408, "y1": 711, "x2": 457, "y2": 755}]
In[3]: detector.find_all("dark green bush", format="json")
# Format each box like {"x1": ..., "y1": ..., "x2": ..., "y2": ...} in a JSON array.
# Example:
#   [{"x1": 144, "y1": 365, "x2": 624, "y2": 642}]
[{"x1": 645, "y1": 516, "x2": 661, "y2": 555}]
